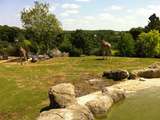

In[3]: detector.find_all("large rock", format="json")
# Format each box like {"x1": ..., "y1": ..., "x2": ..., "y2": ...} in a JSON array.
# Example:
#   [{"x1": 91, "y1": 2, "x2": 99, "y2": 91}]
[
  {"x1": 37, "y1": 105, "x2": 94, "y2": 120},
  {"x1": 52, "y1": 48, "x2": 62, "y2": 57},
  {"x1": 49, "y1": 83, "x2": 77, "y2": 108},
  {"x1": 85, "y1": 95, "x2": 113, "y2": 117},
  {"x1": 148, "y1": 63, "x2": 160, "y2": 69},
  {"x1": 103, "y1": 70, "x2": 129, "y2": 80},
  {"x1": 62, "y1": 52, "x2": 69, "y2": 57},
  {"x1": 102, "y1": 87, "x2": 126, "y2": 103},
  {"x1": 132, "y1": 68, "x2": 160, "y2": 78}
]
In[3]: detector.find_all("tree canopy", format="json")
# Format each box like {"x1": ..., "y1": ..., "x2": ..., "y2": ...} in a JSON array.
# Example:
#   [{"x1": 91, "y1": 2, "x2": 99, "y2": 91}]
[{"x1": 21, "y1": 1, "x2": 62, "y2": 54}]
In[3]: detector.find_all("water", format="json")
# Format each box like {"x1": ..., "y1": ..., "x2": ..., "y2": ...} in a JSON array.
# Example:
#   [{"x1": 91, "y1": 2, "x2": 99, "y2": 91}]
[{"x1": 97, "y1": 87, "x2": 160, "y2": 120}]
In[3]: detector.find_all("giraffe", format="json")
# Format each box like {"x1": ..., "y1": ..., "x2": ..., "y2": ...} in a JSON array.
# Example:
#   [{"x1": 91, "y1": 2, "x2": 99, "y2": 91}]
[
  {"x1": 100, "y1": 40, "x2": 112, "y2": 59},
  {"x1": 19, "y1": 46, "x2": 28, "y2": 65}
]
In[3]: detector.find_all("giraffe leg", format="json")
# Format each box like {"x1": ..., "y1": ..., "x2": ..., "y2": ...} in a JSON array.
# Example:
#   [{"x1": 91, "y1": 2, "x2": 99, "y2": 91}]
[{"x1": 103, "y1": 51, "x2": 106, "y2": 60}]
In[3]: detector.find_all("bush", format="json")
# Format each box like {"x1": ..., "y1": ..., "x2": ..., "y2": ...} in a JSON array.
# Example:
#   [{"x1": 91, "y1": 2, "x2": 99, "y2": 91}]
[
  {"x1": 118, "y1": 33, "x2": 135, "y2": 57},
  {"x1": 59, "y1": 36, "x2": 72, "y2": 53},
  {"x1": 70, "y1": 47, "x2": 83, "y2": 57},
  {"x1": 137, "y1": 30, "x2": 160, "y2": 57}
]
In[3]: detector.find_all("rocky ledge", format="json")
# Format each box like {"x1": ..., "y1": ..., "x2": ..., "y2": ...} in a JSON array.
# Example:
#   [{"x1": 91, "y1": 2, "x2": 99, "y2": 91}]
[{"x1": 37, "y1": 83, "x2": 126, "y2": 120}]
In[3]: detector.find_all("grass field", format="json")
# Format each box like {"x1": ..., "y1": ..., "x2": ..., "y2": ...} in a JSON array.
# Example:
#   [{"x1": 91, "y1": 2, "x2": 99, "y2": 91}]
[{"x1": 0, "y1": 56, "x2": 159, "y2": 120}]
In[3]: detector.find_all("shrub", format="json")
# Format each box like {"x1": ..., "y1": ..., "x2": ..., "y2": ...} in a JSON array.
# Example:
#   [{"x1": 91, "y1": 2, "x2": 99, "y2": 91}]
[
  {"x1": 70, "y1": 47, "x2": 83, "y2": 57},
  {"x1": 137, "y1": 30, "x2": 160, "y2": 57},
  {"x1": 117, "y1": 33, "x2": 135, "y2": 57}
]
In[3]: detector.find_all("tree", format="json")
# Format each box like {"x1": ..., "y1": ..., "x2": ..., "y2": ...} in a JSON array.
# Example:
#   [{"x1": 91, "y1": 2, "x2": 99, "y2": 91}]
[
  {"x1": 145, "y1": 13, "x2": 160, "y2": 32},
  {"x1": 21, "y1": 1, "x2": 62, "y2": 54},
  {"x1": 0, "y1": 25, "x2": 22, "y2": 43},
  {"x1": 129, "y1": 27, "x2": 144, "y2": 40},
  {"x1": 137, "y1": 30, "x2": 160, "y2": 57},
  {"x1": 118, "y1": 32, "x2": 135, "y2": 57}
]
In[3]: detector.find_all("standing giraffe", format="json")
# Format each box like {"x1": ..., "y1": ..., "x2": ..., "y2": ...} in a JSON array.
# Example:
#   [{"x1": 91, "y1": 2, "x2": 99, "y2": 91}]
[
  {"x1": 100, "y1": 40, "x2": 112, "y2": 59},
  {"x1": 19, "y1": 47, "x2": 28, "y2": 65}
]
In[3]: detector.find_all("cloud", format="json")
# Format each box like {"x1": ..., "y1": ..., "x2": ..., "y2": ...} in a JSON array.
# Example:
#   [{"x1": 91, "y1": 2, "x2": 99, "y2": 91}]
[
  {"x1": 60, "y1": 3, "x2": 80, "y2": 17},
  {"x1": 110, "y1": 5, "x2": 124, "y2": 10},
  {"x1": 65, "y1": 4, "x2": 160, "y2": 31},
  {"x1": 62, "y1": 3, "x2": 80, "y2": 10},
  {"x1": 104, "y1": 5, "x2": 124, "y2": 12},
  {"x1": 75, "y1": 0, "x2": 91, "y2": 2}
]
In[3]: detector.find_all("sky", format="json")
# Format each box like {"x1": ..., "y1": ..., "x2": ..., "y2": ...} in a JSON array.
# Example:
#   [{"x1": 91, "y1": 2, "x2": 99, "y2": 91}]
[{"x1": 0, "y1": 0, "x2": 160, "y2": 31}]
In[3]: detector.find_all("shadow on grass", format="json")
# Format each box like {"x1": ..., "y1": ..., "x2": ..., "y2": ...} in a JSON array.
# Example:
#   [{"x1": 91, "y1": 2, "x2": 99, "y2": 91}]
[{"x1": 96, "y1": 58, "x2": 105, "y2": 60}]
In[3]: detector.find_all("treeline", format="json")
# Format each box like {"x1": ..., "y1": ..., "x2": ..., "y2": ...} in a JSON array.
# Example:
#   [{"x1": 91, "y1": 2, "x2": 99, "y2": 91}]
[
  {"x1": 0, "y1": 1, "x2": 160, "y2": 58},
  {"x1": 0, "y1": 25, "x2": 121, "y2": 57},
  {"x1": 60, "y1": 14, "x2": 160, "y2": 58}
]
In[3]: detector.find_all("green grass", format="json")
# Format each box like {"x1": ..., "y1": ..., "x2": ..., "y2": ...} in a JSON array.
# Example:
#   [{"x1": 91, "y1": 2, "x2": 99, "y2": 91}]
[{"x1": 0, "y1": 56, "x2": 159, "y2": 120}]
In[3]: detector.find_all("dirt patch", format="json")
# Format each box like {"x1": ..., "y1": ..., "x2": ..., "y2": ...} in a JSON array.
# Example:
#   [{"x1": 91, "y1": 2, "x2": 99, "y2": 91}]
[{"x1": 0, "y1": 112, "x2": 19, "y2": 120}]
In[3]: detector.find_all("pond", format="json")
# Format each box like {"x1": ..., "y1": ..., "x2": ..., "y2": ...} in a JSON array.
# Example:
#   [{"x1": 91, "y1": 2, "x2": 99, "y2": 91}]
[{"x1": 97, "y1": 87, "x2": 160, "y2": 120}]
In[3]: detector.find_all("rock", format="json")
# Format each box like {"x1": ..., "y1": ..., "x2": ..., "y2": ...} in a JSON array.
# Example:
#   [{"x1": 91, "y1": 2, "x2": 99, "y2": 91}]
[
  {"x1": 86, "y1": 95, "x2": 113, "y2": 117},
  {"x1": 68, "y1": 104, "x2": 94, "y2": 120},
  {"x1": 62, "y1": 52, "x2": 69, "y2": 57},
  {"x1": 139, "y1": 78, "x2": 146, "y2": 81},
  {"x1": 148, "y1": 63, "x2": 160, "y2": 69},
  {"x1": 49, "y1": 83, "x2": 77, "y2": 108},
  {"x1": 31, "y1": 55, "x2": 38, "y2": 63},
  {"x1": 133, "y1": 68, "x2": 160, "y2": 78},
  {"x1": 52, "y1": 48, "x2": 62, "y2": 57},
  {"x1": 37, "y1": 109, "x2": 65, "y2": 120},
  {"x1": 37, "y1": 105, "x2": 94, "y2": 120},
  {"x1": 128, "y1": 72, "x2": 137, "y2": 80},
  {"x1": 88, "y1": 79, "x2": 102, "y2": 86},
  {"x1": 103, "y1": 70, "x2": 129, "y2": 80},
  {"x1": 130, "y1": 63, "x2": 160, "y2": 79},
  {"x1": 102, "y1": 87, "x2": 126, "y2": 103}
]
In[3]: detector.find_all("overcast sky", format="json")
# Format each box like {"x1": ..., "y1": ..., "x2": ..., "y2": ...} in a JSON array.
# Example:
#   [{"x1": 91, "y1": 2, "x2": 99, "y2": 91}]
[{"x1": 0, "y1": 0, "x2": 160, "y2": 31}]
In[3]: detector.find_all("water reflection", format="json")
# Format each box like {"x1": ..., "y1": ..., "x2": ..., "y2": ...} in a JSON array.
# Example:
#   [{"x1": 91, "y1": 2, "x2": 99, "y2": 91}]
[{"x1": 97, "y1": 87, "x2": 160, "y2": 120}]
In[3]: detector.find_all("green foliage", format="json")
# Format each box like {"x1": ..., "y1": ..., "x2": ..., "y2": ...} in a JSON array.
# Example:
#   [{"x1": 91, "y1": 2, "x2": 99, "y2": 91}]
[
  {"x1": 21, "y1": 1, "x2": 62, "y2": 53},
  {"x1": 118, "y1": 33, "x2": 135, "y2": 56},
  {"x1": 70, "y1": 47, "x2": 83, "y2": 57},
  {"x1": 145, "y1": 14, "x2": 160, "y2": 32},
  {"x1": 59, "y1": 34, "x2": 72, "y2": 53},
  {"x1": 129, "y1": 27, "x2": 144, "y2": 40},
  {"x1": 137, "y1": 30, "x2": 160, "y2": 57},
  {"x1": 0, "y1": 25, "x2": 21, "y2": 42}
]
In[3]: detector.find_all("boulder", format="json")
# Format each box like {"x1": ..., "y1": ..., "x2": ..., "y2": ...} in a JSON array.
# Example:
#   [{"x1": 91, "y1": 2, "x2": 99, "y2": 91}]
[
  {"x1": 132, "y1": 68, "x2": 160, "y2": 78},
  {"x1": 102, "y1": 87, "x2": 126, "y2": 103},
  {"x1": 37, "y1": 105, "x2": 94, "y2": 120},
  {"x1": 31, "y1": 55, "x2": 38, "y2": 63},
  {"x1": 128, "y1": 72, "x2": 137, "y2": 80},
  {"x1": 62, "y1": 52, "x2": 69, "y2": 57},
  {"x1": 85, "y1": 95, "x2": 113, "y2": 117},
  {"x1": 103, "y1": 70, "x2": 129, "y2": 80},
  {"x1": 49, "y1": 83, "x2": 77, "y2": 108},
  {"x1": 68, "y1": 104, "x2": 94, "y2": 120},
  {"x1": 52, "y1": 48, "x2": 62, "y2": 57},
  {"x1": 148, "y1": 63, "x2": 160, "y2": 69}
]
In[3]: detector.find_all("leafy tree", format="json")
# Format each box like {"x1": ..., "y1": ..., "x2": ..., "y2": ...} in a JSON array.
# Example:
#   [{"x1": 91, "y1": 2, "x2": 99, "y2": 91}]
[
  {"x1": 137, "y1": 30, "x2": 160, "y2": 57},
  {"x1": 0, "y1": 25, "x2": 22, "y2": 42},
  {"x1": 21, "y1": 1, "x2": 62, "y2": 54},
  {"x1": 59, "y1": 34, "x2": 72, "y2": 53},
  {"x1": 118, "y1": 32, "x2": 135, "y2": 56},
  {"x1": 145, "y1": 14, "x2": 160, "y2": 32},
  {"x1": 71, "y1": 30, "x2": 86, "y2": 50},
  {"x1": 129, "y1": 27, "x2": 144, "y2": 40}
]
